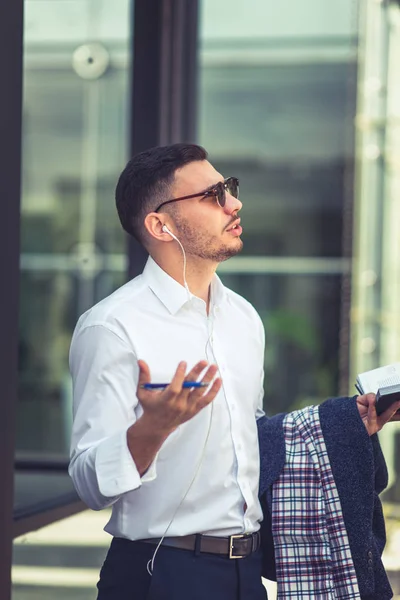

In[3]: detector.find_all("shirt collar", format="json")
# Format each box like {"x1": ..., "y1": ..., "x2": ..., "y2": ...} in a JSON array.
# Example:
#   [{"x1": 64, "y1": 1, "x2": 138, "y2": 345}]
[{"x1": 142, "y1": 256, "x2": 226, "y2": 315}]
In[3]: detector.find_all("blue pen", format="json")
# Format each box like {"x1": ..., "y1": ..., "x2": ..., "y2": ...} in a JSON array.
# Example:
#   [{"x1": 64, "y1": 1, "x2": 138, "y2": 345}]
[{"x1": 140, "y1": 381, "x2": 209, "y2": 390}]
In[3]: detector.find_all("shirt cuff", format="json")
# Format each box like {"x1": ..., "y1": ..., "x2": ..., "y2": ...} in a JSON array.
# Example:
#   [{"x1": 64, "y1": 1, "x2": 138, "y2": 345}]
[
  {"x1": 141, "y1": 452, "x2": 158, "y2": 483},
  {"x1": 95, "y1": 429, "x2": 158, "y2": 497}
]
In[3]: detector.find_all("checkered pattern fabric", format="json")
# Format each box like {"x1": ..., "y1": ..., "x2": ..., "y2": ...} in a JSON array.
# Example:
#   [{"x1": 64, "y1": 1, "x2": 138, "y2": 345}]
[{"x1": 271, "y1": 405, "x2": 361, "y2": 599}]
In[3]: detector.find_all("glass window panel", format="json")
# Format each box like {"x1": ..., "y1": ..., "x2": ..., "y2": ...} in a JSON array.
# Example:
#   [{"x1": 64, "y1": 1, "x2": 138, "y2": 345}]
[
  {"x1": 219, "y1": 272, "x2": 342, "y2": 414},
  {"x1": 199, "y1": 61, "x2": 356, "y2": 258},
  {"x1": 18, "y1": 0, "x2": 132, "y2": 458},
  {"x1": 199, "y1": 0, "x2": 357, "y2": 415},
  {"x1": 17, "y1": 269, "x2": 126, "y2": 455},
  {"x1": 209, "y1": 149, "x2": 350, "y2": 258}
]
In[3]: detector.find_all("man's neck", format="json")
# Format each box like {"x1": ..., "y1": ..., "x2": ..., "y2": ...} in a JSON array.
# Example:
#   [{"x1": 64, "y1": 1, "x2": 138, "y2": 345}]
[
  {"x1": 184, "y1": 267, "x2": 214, "y2": 308},
  {"x1": 151, "y1": 253, "x2": 216, "y2": 311}
]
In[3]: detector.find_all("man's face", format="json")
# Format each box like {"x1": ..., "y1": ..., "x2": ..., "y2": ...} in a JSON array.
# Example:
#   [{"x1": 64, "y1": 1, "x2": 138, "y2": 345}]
[{"x1": 165, "y1": 160, "x2": 243, "y2": 263}]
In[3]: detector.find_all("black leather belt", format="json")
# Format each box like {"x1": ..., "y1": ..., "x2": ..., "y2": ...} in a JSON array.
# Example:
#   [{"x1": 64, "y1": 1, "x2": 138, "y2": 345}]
[{"x1": 141, "y1": 531, "x2": 261, "y2": 559}]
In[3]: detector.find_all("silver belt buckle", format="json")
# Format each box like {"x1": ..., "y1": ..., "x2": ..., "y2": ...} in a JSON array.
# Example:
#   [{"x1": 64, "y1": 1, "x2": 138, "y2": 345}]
[{"x1": 229, "y1": 533, "x2": 246, "y2": 559}]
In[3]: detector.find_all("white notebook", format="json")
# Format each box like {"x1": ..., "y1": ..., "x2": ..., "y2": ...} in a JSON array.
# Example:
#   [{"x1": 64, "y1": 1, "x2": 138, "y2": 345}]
[{"x1": 355, "y1": 363, "x2": 400, "y2": 416}]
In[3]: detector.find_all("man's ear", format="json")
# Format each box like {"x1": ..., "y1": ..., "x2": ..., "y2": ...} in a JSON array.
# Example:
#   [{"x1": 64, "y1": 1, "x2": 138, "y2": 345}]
[{"x1": 144, "y1": 213, "x2": 174, "y2": 241}]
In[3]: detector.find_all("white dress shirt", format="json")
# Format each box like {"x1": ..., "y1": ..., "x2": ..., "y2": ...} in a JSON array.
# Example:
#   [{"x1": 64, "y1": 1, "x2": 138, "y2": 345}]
[{"x1": 69, "y1": 256, "x2": 265, "y2": 540}]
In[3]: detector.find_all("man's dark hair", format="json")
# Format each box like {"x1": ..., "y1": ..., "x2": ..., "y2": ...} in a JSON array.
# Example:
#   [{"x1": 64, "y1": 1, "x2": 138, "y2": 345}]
[{"x1": 115, "y1": 143, "x2": 208, "y2": 243}]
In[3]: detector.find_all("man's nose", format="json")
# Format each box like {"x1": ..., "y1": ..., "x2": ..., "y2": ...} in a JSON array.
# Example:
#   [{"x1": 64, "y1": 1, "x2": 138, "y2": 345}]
[{"x1": 223, "y1": 192, "x2": 242, "y2": 215}]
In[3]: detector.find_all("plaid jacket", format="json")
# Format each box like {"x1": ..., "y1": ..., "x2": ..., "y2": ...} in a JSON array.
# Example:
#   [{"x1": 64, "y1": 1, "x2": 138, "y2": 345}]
[{"x1": 257, "y1": 396, "x2": 393, "y2": 600}]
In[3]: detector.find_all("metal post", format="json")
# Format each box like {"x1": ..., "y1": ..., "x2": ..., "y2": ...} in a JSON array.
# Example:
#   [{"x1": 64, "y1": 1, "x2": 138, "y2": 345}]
[
  {"x1": 0, "y1": 0, "x2": 24, "y2": 597},
  {"x1": 128, "y1": 0, "x2": 199, "y2": 278}
]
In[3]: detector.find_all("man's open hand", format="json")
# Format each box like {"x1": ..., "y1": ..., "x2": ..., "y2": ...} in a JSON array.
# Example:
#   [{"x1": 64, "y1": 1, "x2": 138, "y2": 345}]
[
  {"x1": 357, "y1": 393, "x2": 400, "y2": 435},
  {"x1": 126, "y1": 360, "x2": 222, "y2": 476},
  {"x1": 136, "y1": 359, "x2": 222, "y2": 436}
]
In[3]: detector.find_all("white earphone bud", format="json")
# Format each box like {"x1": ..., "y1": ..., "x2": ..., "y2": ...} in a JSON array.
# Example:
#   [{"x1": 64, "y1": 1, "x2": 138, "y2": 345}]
[{"x1": 163, "y1": 224, "x2": 180, "y2": 242}]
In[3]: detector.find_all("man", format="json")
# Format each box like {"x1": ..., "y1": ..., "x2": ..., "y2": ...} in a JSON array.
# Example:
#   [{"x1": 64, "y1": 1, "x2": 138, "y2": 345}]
[{"x1": 69, "y1": 143, "x2": 400, "y2": 600}]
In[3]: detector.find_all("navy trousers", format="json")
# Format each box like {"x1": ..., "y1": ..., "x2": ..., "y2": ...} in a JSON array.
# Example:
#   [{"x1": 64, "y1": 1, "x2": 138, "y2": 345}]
[{"x1": 97, "y1": 537, "x2": 268, "y2": 600}]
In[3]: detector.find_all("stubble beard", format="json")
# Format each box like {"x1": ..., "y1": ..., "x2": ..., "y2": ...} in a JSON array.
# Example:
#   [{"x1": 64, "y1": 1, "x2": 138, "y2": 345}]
[{"x1": 173, "y1": 215, "x2": 243, "y2": 263}]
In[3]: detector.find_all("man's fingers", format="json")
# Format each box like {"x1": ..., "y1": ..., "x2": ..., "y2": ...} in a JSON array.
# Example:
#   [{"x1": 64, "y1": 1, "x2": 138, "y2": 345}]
[
  {"x1": 137, "y1": 360, "x2": 151, "y2": 386},
  {"x1": 184, "y1": 360, "x2": 209, "y2": 383},
  {"x1": 190, "y1": 364, "x2": 218, "y2": 387},
  {"x1": 377, "y1": 399, "x2": 400, "y2": 426},
  {"x1": 385, "y1": 400, "x2": 400, "y2": 422},
  {"x1": 391, "y1": 400, "x2": 400, "y2": 419},
  {"x1": 185, "y1": 364, "x2": 219, "y2": 400},
  {"x1": 358, "y1": 392, "x2": 400, "y2": 432},
  {"x1": 195, "y1": 378, "x2": 222, "y2": 410},
  {"x1": 356, "y1": 394, "x2": 369, "y2": 407},
  {"x1": 137, "y1": 360, "x2": 220, "y2": 422},
  {"x1": 367, "y1": 393, "x2": 377, "y2": 416},
  {"x1": 390, "y1": 402, "x2": 400, "y2": 421},
  {"x1": 201, "y1": 364, "x2": 219, "y2": 384},
  {"x1": 164, "y1": 361, "x2": 187, "y2": 397}
]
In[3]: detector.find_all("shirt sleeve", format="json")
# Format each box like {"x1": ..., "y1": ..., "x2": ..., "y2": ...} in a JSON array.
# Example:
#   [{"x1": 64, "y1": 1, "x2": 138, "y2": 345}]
[{"x1": 68, "y1": 323, "x2": 157, "y2": 510}]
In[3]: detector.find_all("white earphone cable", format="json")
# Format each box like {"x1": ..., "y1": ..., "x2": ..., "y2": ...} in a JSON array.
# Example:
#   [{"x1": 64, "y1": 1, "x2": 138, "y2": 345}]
[
  {"x1": 163, "y1": 226, "x2": 191, "y2": 300},
  {"x1": 147, "y1": 228, "x2": 215, "y2": 576},
  {"x1": 146, "y1": 397, "x2": 214, "y2": 575}
]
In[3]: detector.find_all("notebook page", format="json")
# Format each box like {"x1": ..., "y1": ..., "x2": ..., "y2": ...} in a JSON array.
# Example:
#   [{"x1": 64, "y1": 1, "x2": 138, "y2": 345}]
[{"x1": 357, "y1": 362, "x2": 400, "y2": 394}]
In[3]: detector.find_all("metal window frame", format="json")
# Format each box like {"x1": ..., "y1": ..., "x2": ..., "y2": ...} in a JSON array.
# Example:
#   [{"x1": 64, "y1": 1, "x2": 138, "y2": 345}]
[
  {"x1": 13, "y1": 498, "x2": 86, "y2": 540},
  {"x1": 0, "y1": 0, "x2": 24, "y2": 595}
]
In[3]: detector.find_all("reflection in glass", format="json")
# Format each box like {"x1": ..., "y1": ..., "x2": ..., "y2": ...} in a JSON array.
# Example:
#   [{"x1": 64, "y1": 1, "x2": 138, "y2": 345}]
[
  {"x1": 199, "y1": 61, "x2": 356, "y2": 258},
  {"x1": 18, "y1": 0, "x2": 132, "y2": 456},
  {"x1": 219, "y1": 272, "x2": 342, "y2": 415},
  {"x1": 199, "y1": 0, "x2": 357, "y2": 413}
]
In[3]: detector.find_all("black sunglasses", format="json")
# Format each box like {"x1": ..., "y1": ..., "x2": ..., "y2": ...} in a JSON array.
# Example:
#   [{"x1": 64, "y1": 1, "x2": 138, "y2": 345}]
[{"x1": 154, "y1": 177, "x2": 239, "y2": 212}]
